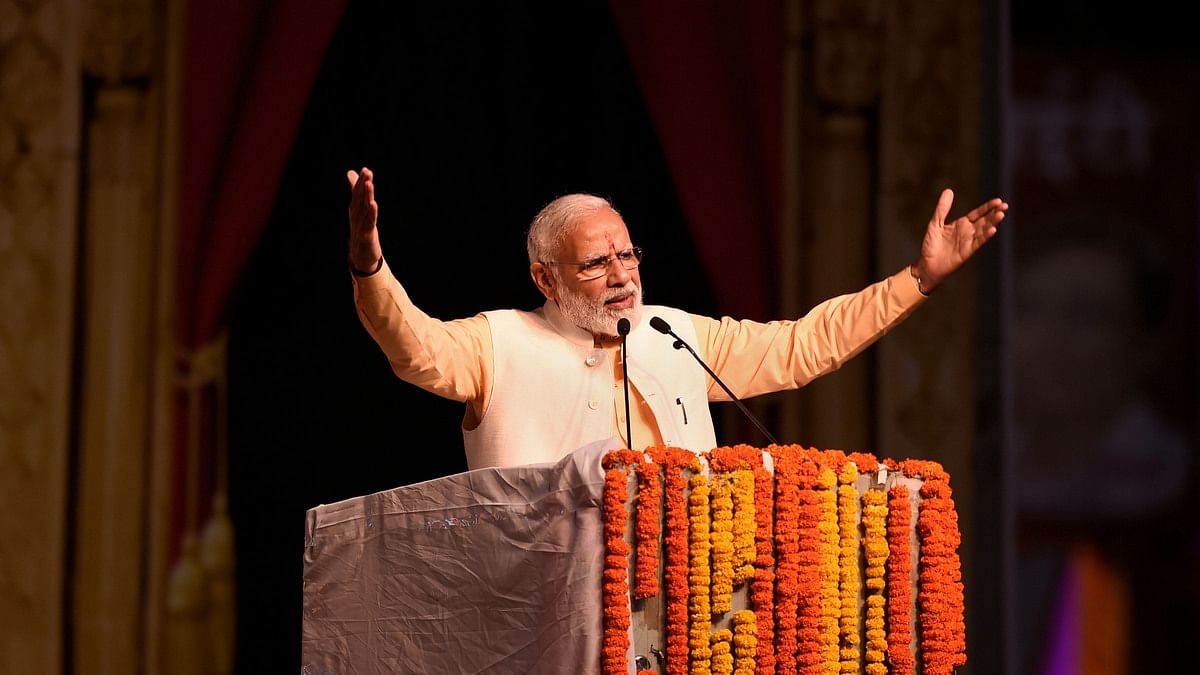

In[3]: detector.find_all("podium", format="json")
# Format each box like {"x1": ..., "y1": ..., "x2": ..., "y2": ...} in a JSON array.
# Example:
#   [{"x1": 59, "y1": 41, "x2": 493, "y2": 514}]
[
  {"x1": 302, "y1": 443, "x2": 964, "y2": 674},
  {"x1": 302, "y1": 440, "x2": 618, "y2": 674}
]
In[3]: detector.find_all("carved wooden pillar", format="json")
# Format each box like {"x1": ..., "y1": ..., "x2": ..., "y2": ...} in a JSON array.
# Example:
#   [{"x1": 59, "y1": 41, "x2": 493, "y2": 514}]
[{"x1": 0, "y1": 0, "x2": 81, "y2": 671}]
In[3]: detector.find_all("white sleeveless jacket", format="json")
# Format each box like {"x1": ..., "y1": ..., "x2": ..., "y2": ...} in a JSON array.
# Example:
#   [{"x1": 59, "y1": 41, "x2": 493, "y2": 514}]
[{"x1": 463, "y1": 301, "x2": 716, "y2": 469}]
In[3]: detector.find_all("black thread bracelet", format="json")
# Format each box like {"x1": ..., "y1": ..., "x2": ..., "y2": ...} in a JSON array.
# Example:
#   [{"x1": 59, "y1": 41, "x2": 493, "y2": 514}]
[{"x1": 350, "y1": 255, "x2": 384, "y2": 277}]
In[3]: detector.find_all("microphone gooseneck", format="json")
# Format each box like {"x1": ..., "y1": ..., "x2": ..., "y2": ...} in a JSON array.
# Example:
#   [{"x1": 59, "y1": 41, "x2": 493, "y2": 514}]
[
  {"x1": 649, "y1": 316, "x2": 779, "y2": 446},
  {"x1": 617, "y1": 318, "x2": 633, "y2": 450}
]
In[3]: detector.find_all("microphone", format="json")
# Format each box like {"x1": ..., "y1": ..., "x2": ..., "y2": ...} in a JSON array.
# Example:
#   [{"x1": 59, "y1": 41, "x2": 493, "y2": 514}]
[
  {"x1": 648, "y1": 316, "x2": 778, "y2": 445},
  {"x1": 617, "y1": 318, "x2": 633, "y2": 450}
]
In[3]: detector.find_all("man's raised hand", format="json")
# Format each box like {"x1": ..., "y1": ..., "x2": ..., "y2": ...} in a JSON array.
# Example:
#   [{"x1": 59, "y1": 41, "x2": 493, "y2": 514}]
[
  {"x1": 347, "y1": 167, "x2": 383, "y2": 274},
  {"x1": 911, "y1": 189, "x2": 1008, "y2": 294}
]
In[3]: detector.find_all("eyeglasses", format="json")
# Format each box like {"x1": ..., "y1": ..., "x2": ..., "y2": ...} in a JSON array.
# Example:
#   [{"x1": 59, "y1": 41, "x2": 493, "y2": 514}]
[{"x1": 544, "y1": 246, "x2": 644, "y2": 281}]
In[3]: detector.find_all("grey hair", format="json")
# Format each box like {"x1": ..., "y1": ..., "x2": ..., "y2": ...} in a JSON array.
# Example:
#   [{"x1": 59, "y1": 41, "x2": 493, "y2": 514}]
[{"x1": 526, "y1": 193, "x2": 618, "y2": 264}]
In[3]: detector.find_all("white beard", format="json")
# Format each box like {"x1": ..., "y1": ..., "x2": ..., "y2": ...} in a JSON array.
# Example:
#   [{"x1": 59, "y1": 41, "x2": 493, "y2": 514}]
[{"x1": 556, "y1": 280, "x2": 643, "y2": 337}]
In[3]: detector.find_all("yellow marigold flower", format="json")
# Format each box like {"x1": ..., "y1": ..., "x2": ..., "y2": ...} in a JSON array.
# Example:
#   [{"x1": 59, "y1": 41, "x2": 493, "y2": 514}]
[
  {"x1": 730, "y1": 468, "x2": 756, "y2": 585},
  {"x1": 861, "y1": 488, "x2": 889, "y2": 674}
]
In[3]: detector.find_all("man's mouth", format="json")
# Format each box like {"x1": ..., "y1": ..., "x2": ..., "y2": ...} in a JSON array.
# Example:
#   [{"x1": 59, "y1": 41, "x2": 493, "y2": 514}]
[{"x1": 605, "y1": 293, "x2": 634, "y2": 309}]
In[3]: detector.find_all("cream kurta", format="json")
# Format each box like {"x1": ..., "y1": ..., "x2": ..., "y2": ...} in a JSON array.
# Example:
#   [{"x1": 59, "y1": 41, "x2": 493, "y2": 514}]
[{"x1": 353, "y1": 260, "x2": 926, "y2": 461}]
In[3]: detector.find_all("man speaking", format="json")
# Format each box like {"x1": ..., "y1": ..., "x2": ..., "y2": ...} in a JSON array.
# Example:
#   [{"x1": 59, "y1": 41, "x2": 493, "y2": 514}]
[{"x1": 346, "y1": 168, "x2": 1006, "y2": 469}]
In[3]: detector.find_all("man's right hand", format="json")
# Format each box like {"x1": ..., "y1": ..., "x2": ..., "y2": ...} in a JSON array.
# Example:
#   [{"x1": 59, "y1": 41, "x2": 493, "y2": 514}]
[{"x1": 347, "y1": 167, "x2": 383, "y2": 274}]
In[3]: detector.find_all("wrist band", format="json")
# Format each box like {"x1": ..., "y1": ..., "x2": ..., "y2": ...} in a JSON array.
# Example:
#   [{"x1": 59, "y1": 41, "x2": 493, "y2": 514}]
[
  {"x1": 910, "y1": 265, "x2": 930, "y2": 297},
  {"x1": 350, "y1": 255, "x2": 384, "y2": 277}
]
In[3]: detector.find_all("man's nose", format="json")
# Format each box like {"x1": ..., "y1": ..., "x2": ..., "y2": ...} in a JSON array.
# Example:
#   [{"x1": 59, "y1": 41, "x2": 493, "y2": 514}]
[{"x1": 606, "y1": 257, "x2": 632, "y2": 285}]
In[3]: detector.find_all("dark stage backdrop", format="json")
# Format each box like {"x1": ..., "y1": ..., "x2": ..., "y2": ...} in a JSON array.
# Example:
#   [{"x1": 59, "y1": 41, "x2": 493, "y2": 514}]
[
  {"x1": 1009, "y1": 1, "x2": 1200, "y2": 672},
  {"x1": 226, "y1": 2, "x2": 716, "y2": 671}
]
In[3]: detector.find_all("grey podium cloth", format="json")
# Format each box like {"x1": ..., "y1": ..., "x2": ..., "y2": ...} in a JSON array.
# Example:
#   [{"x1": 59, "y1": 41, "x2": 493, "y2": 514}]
[{"x1": 302, "y1": 439, "x2": 620, "y2": 674}]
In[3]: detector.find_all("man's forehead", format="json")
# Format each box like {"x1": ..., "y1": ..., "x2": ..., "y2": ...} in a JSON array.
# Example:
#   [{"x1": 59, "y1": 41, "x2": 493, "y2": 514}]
[{"x1": 565, "y1": 210, "x2": 631, "y2": 255}]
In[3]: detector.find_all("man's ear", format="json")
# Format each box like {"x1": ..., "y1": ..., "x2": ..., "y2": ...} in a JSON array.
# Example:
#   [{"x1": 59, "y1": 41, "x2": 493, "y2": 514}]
[{"x1": 530, "y1": 262, "x2": 556, "y2": 300}]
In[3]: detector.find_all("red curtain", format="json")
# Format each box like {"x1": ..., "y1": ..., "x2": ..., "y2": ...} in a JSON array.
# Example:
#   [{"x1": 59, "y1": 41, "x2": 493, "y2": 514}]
[
  {"x1": 608, "y1": 0, "x2": 784, "y2": 320},
  {"x1": 171, "y1": 0, "x2": 347, "y2": 558}
]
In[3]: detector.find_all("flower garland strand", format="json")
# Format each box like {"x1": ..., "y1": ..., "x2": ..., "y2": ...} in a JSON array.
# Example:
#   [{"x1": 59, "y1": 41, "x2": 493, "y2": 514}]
[
  {"x1": 732, "y1": 609, "x2": 759, "y2": 675},
  {"x1": 846, "y1": 452, "x2": 881, "y2": 475},
  {"x1": 710, "y1": 473, "x2": 736, "y2": 614},
  {"x1": 634, "y1": 461, "x2": 662, "y2": 599},
  {"x1": 704, "y1": 446, "x2": 760, "y2": 589},
  {"x1": 886, "y1": 484, "x2": 915, "y2": 675},
  {"x1": 836, "y1": 461, "x2": 861, "y2": 673},
  {"x1": 770, "y1": 446, "x2": 801, "y2": 675},
  {"x1": 599, "y1": 447, "x2": 965, "y2": 675},
  {"x1": 600, "y1": 454, "x2": 636, "y2": 675},
  {"x1": 689, "y1": 471, "x2": 714, "y2": 675},
  {"x1": 731, "y1": 467, "x2": 757, "y2": 586},
  {"x1": 861, "y1": 489, "x2": 889, "y2": 675},
  {"x1": 816, "y1": 466, "x2": 841, "y2": 673},
  {"x1": 751, "y1": 454, "x2": 776, "y2": 675},
  {"x1": 900, "y1": 460, "x2": 967, "y2": 675},
  {"x1": 709, "y1": 444, "x2": 775, "y2": 675},
  {"x1": 652, "y1": 447, "x2": 701, "y2": 675},
  {"x1": 711, "y1": 629, "x2": 735, "y2": 675},
  {"x1": 794, "y1": 456, "x2": 824, "y2": 675}
]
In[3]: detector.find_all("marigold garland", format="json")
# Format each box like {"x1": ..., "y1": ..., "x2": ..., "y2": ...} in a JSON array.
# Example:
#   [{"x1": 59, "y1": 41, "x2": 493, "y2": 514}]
[
  {"x1": 794, "y1": 456, "x2": 824, "y2": 675},
  {"x1": 731, "y1": 468, "x2": 757, "y2": 585},
  {"x1": 836, "y1": 461, "x2": 861, "y2": 673},
  {"x1": 862, "y1": 489, "x2": 889, "y2": 675},
  {"x1": 602, "y1": 448, "x2": 646, "y2": 471},
  {"x1": 900, "y1": 460, "x2": 966, "y2": 675},
  {"x1": 634, "y1": 461, "x2": 662, "y2": 599},
  {"x1": 652, "y1": 447, "x2": 702, "y2": 675},
  {"x1": 711, "y1": 474, "x2": 736, "y2": 614},
  {"x1": 886, "y1": 484, "x2": 915, "y2": 675},
  {"x1": 770, "y1": 447, "x2": 801, "y2": 675},
  {"x1": 816, "y1": 466, "x2": 841, "y2": 673},
  {"x1": 596, "y1": 448, "x2": 966, "y2": 675},
  {"x1": 600, "y1": 463, "x2": 633, "y2": 675},
  {"x1": 732, "y1": 609, "x2": 758, "y2": 675},
  {"x1": 712, "y1": 629, "x2": 735, "y2": 675},
  {"x1": 864, "y1": 595, "x2": 887, "y2": 675},
  {"x1": 802, "y1": 447, "x2": 846, "y2": 472},
  {"x1": 706, "y1": 445, "x2": 777, "y2": 675},
  {"x1": 750, "y1": 456, "x2": 776, "y2": 675},
  {"x1": 845, "y1": 451, "x2": 881, "y2": 475},
  {"x1": 689, "y1": 471, "x2": 714, "y2": 675},
  {"x1": 705, "y1": 446, "x2": 759, "y2": 589}
]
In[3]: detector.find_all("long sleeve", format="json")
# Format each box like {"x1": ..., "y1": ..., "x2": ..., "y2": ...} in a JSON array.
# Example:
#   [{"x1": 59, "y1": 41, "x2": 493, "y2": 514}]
[
  {"x1": 352, "y1": 259, "x2": 492, "y2": 419},
  {"x1": 690, "y1": 266, "x2": 927, "y2": 401}
]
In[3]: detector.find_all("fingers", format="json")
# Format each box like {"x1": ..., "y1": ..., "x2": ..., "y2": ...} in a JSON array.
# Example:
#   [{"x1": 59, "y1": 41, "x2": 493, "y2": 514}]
[
  {"x1": 347, "y1": 167, "x2": 378, "y2": 229},
  {"x1": 969, "y1": 210, "x2": 1003, "y2": 249},
  {"x1": 348, "y1": 167, "x2": 374, "y2": 207},
  {"x1": 932, "y1": 188, "x2": 954, "y2": 225},
  {"x1": 967, "y1": 198, "x2": 1007, "y2": 220},
  {"x1": 347, "y1": 167, "x2": 373, "y2": 193}
]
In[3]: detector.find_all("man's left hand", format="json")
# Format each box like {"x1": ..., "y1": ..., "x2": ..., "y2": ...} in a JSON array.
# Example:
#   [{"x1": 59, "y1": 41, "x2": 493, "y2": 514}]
[{"x1": 912, "y1": 189, "x2": 1008, "y2": 294}]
